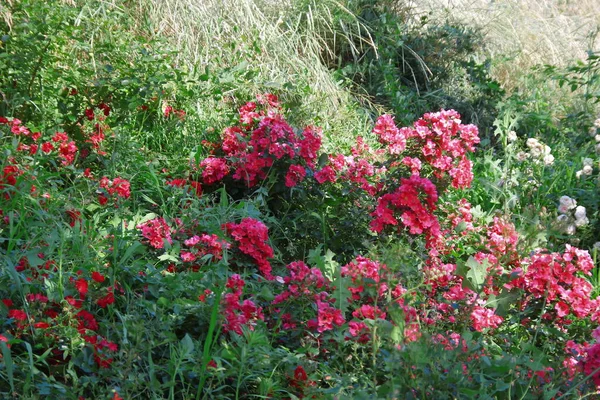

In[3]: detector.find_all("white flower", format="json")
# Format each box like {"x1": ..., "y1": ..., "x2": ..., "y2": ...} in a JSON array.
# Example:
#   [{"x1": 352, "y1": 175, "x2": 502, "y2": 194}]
[
  {"x1": 589, "y1": 127, "x2": 597, "y2": 137},
  {"x1": 507, "y1": 130, "x2": 518, "y2": 142},
  {"x1": 583, "y1": 158, "x2": 594, "y2": 167},
  {"x1": 575, "y1": 216, "x2": 589, "y2": 227},
  {"x1": 576, "y1": 170, "x2": 583, "y2": 178},
  {"x1": 556, "y1": 214, "x2": 569, "y2": 224},
  {"x1": 594, "y1": 118, "x2": 600, "y2": 128},
  {"x1": 543, "y1": 145, "x2": 552, "y2": 155},
  {"x1": 566, "y1": 224, "x2": 577, "y2": 235},
  {"x1": 516, "y1": 151, "x2": 529, "y2": 161},
  {"x1": 559, "y1": 196, "x2": 577, "y2": 210},
  {"x1": 526, "y1": 138, "x2": 539, "y2": 148},
  {"x1": 596, "y1": 134, "x2": 600, "y2": 143},
  {"x1": 530, "y1": 146, "x2": 542, "y2": 158},
  {"x1": 543, "y1": 154, "x2": 554, "y2": 166},
  {"x1": 583, "y1": 165, "x2": 593, "y2": 175},
  {"x1": 574, "y1": 206, "x2": 587, "y2": 220}
]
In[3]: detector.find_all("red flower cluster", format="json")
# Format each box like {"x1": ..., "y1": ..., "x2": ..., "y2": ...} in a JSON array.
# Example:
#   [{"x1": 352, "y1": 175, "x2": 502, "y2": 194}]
[
  {"x1": 272, "y1": 261, "x2": 329, "y2": 305},
  {"x1": 0, "y1": 118, "x2": 82, "y2": 167},
  {"x1": 138, "y1": 217, "x2": 173, "y2": 249},
  {"x1": 51, "y1": 132, "x2": 78, "y2": 166},
  {"x1": 188, "y1": 94, "x2": 324, "y2": 189},
  {"x1": 470, "y1": 305, "x2": 503, "y2": 332},
  {"x1": 164, "y1": 105, "x2": 186, "y2": 120},
  {"x1": 199, "y1": 157, "x2": 230, "y2": 185},
  {"x1": 223, "y1": 218, "x2": 274, "y2": 280},
  {"x1": 513, "y1": 245, "x2": 597, "y2": 321},
  {"x1": 312, "y1": 299, "x2": 345, "y2": 333},
  {"x1": 285, "y1": 164, "x2": 306, "y2": 188},
  {"x1": 181, "y1": 233, "x2": 230, "y2": 268},
  {"x1": 370, "y1": 175, "x2": 440, "y2": 244},
  {"x1": 3, "y1": 265, "x2": 117, "y2": 370},
  {"x1": 373, "y1": 110, "x2": 479, "y2": 189},
  {"x1": 98, "y1": 176, "x2": 131, "y2": 204},
  {"x1": 222, "y1": 274, "x2": 264, "y2": 335},
  {"x1": 165, "y1": 178, "x2": 203, "y2": 197}
]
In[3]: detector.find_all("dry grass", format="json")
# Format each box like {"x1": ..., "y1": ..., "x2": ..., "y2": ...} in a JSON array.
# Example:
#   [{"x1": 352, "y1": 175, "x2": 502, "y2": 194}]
[
  {"x1": 407, "y1": 0, "x2": 600, "y2": 90},
  {"x1": 139, "y1": 0, "x2": 381, "y2": 149}
]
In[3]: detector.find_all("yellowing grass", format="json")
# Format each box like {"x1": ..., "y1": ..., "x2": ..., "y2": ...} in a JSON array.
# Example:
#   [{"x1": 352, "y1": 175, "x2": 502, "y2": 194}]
[
  {"x1": 141, "y1": 0, "x2": 379, "y2": 149},
  {"x1": 410, "y1": 0, "x2": 600, "y2": 89}
]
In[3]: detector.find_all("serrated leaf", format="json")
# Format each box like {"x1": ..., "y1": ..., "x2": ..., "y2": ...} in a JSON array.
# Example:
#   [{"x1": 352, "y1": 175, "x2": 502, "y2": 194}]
[
  {"x1": 463, "y1": 256, "x2": 488, "y2": 292},
  {"x1": 332, "y1": 274, "x2": 351, "y2": 315}
]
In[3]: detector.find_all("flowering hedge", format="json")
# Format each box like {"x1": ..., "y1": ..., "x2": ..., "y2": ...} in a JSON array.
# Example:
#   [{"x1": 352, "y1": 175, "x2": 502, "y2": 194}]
[{"x1": 1, "y1": 95, "x2": 599, "y2": 399}]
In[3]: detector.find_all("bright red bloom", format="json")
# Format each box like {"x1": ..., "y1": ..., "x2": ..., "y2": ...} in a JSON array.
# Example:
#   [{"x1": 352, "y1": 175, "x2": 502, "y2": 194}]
[
  {"x1": 97, "y1": 289, "x2": 115, "y2": 308},
  {"x1": 298, "y1": 126, "x2": 322, "y2": 166},
  {"x1": 223, "y1": 218, "x2": 274, "y2": 279},
  {"x1": 294, "y1": 365, "x2": 308, "y2": 382},
  {"x1": 200, "y1": 157, "x2": 230, "y2": 185},
  {"x1": 92, "y1": 271, "x2": 105, "y2": 283},
  {"x1": 138, "y1": 217, "x2": 173, "y2": 249},
  {"x1": 8, "y1": 309, "x2": 27, "y2": 321},
  {"x1": 285, "y1": 164, "x2": 306, "y2": 188},
  {"x1": 66, "y1": 209, "x2": 82, "y2": 227},
  {"x1": 314, "y1": 166, "x2": 337, "y2": 184},
  {"x1": 470, "y1": 306, "x2": 503, "y2": 332},
  {"x1": 33, "y1": 322, "x2": 50, "y2": 329},
  {"x1": 75, "y1": 278, "x2": 88, "y2": 298},
  {"x1": 41, "y1": 142, "x2": 55, "y2": 153},
  {"x1": 373, "y1": 114, "x2": 406, "y2": 154},
  {"x1": 370, "y1": 175, "x2": 440, "y2": 243},
  {"x1": 315, "y1": 300, "x2": 345, "y2": 333}
]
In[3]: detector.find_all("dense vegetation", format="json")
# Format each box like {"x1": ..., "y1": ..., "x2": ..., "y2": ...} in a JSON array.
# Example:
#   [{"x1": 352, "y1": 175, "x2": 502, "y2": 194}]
[{"x1": 1, "y1": 0, "x2": 599, "y2": 398}]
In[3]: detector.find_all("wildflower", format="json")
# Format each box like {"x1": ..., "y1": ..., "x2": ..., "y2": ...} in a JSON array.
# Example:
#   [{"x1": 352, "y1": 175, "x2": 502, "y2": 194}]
[
  {"x1": 137, "y1": 217, "x2": 173, "y2": 249},
  {"x1": 298, "y1": 126, "x2": 322, "y2": 166},
  {"x1": 316, "y1": 300, "x2": 345, "y2": 333},
  {"x1": 8, "y1": 309, "x2": 27, "y2": 321},
  {"x1": 314, "y1": 166, "x2": 337, "y2": 184},
  {"x1": 285, "y1": 164, "x2": 306, "y2": 188},
  {"x1": 200, "y1": 157, "x2": 230, "y2": 185},
  {"x1": 91, "y1": 271, "x2": 105, "y2": 283},
  {"x1": 223, "y1": 218, "x2": 274, "y2": 279},
  {"x1": 470, "y1": 306, "x2": 503, "y2": 331},
  {"x1": 574, "y1": 206, "x2": 587, "y2": 221},
  {"x1": 75, "y1": 278, "x2": 88, "y2": 298},
  {"x1": 97, "y1": 288, "x2": 115, "y2": 308},
  {"x1": 373, "y1": 114, "x2": 406, "y2": 154},
  {"x1": 584, "y1": 343, "x2": 600, "y2": 387},
  {"x1": 516, "y1": 151, "x2": 528, "y2": 161},
  {"x1": 558, "y1": 196, "x2": 577, "y2": 214},
  {"x1": 99, "y1": 176, "x2": 131, "y2": 200},
  {"x1": 507, "y1": 130, "x2": 518, "y2": 142}
]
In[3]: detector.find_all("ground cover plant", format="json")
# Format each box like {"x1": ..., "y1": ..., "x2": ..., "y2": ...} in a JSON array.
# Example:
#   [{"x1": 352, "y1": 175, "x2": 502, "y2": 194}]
[{"x1": 1, "y1": 0, "x2": 600, "y2": 399}]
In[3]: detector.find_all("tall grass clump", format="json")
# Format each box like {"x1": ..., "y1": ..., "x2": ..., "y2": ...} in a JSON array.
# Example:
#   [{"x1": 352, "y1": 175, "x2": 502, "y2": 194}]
[
  {"x1": 412, "y1": 0, "x2": 600, "y2": 89},
  {"x1": 140, "y1": 0, "x2": 379, "y2": 150}
]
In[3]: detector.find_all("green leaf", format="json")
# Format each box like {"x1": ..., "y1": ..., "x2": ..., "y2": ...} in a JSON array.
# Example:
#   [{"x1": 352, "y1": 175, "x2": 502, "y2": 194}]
[
  {"x1": 332, "y1": 275, "x2": 351, "y2": 315},
  {"x1": 459, "y1": 256, "x2": 488, "y2": 292},
  {"x1": 180, "y1": 334, "x2": 195, "y2": 357},
  {"x1": 1, "y1": 341, "x2": 14, "y2": 394}
]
